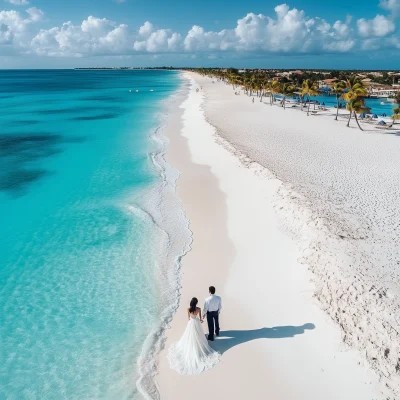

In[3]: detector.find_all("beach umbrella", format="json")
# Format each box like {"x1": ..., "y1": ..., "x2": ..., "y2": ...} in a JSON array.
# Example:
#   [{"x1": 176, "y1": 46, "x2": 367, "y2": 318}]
[
  {"x1": 378, "y1": 120, "x2": 386, "y2": 125},
  {"x1": 372, "y1": 114, "x2": 378, "y2": 118}
]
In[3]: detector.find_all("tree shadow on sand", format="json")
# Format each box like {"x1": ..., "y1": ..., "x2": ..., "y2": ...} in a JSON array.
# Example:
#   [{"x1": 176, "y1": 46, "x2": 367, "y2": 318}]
[{"x1": 212, "y1": 323, "x2": 315, "y2": 354}]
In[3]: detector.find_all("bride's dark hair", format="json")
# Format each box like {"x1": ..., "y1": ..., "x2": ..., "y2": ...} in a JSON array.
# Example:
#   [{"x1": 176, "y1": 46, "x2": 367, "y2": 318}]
[{"x1": 189, "y1": 297, "x2": 198, "y2": 313}]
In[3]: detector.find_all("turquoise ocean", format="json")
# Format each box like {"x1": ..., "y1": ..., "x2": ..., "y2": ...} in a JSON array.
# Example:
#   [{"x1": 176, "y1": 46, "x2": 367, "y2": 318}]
[
  {"x1": 280, "y1": 93, "x2": 397, "y2": 116},
  {"x1": 0, "y1": 70, "x2": 187, "y2": 399}
]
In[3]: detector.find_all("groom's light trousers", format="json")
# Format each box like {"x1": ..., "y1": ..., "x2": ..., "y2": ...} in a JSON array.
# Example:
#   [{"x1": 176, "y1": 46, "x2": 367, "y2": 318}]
[{"x1": 206, "y1": 311, "x2": 220, "y2": 341}]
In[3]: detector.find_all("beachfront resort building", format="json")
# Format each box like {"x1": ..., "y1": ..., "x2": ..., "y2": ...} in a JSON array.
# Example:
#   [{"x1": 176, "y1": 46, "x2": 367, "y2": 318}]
[
  {"x1": 318, "y1": 78, "x2": 338, "y2": 88},
  {"x1": 367, "y1": 82, "x2": 400, "y2": 97}
]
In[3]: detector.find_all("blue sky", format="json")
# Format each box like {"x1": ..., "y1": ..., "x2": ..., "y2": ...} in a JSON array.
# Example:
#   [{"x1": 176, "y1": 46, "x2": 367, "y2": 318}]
[{"x1": 1, "y1": 0, "x2": 399, "y2": 68}]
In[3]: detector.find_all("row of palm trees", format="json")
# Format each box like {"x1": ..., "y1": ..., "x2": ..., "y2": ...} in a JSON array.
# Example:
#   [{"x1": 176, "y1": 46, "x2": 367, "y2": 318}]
[{"x1": 196, "y1": 69, "x2": 400, "y2": 131}]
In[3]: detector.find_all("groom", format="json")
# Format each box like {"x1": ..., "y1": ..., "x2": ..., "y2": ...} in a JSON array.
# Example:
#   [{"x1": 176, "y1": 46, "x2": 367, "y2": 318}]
[{"x1": 203, "y1": 286, "x2": 222, "y2": 341}]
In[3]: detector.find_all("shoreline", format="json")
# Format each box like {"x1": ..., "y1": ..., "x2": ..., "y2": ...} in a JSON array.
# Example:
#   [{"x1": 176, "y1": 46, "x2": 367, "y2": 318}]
[
  {"x1": 155, "y1": 72, "x2": 393, "y2": 399},
  {"x1": 136, "y1": 83, "x2": 192, "y2": 399}
]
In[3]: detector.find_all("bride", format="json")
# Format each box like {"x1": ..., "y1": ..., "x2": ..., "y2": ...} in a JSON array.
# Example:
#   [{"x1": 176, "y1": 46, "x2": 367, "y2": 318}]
[{"x1": 168, "y1": 297, "x2": 220, "y2": 375}]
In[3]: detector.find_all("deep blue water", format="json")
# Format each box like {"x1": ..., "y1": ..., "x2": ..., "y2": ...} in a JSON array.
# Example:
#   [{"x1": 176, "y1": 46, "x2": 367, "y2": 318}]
[{"x1": 0, "y1": 70, "x2": 180, "y2": 399}]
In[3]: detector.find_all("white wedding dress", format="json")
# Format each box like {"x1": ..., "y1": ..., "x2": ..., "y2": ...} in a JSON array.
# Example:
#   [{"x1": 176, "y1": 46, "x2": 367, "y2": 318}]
[{"x1": 168, "y1": 312, "x2": 220, "y2": 375}]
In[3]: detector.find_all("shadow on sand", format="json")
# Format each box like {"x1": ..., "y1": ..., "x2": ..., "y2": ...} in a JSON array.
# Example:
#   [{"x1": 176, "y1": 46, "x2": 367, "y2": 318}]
[{"x1": 212, "y1": 323, "x2": 315, "y2": 354}]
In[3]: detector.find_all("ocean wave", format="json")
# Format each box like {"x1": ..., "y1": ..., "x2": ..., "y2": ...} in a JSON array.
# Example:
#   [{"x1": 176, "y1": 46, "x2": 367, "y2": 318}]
[{"x1": 133, "y1": 82, "x2": 192, "y2": 400}]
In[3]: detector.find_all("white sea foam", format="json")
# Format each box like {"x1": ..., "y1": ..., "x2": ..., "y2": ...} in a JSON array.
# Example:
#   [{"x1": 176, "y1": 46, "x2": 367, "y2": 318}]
[{"x1": 133, "y1": 80, "x2": 192, "y2": 399}]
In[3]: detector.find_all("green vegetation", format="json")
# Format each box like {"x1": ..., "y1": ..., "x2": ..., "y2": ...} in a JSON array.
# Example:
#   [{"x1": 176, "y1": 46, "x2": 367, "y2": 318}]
[
  {"x1": 390, "y1": 93, "x2": 400, "y2": 128},
  {"x1": 194, "y1": 68, "x2": 400, "y2": 131},
  {"x1": 301, "y1": 79, "x2": 320, "y2": 116},
  {"x1": 343, "y1": 77, "x2": 370, "y2": 130},
  {"x1": 331, "y1": 81, "x2": 346, "y2": 121}
]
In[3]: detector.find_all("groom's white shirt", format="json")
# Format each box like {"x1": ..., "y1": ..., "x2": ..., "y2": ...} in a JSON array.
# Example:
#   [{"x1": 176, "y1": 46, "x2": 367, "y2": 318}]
[{"x1": 203, "y1": 294, "x2": 222, "y2": 314}]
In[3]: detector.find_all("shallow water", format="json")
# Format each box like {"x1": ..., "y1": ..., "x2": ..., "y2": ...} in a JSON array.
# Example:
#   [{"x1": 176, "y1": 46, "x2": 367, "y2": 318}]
[
  {"x1": 295, "y1": 93, "x2": 396, "y2": 116},
  {"x1": 0, "y1": 70, "x2": 180, "y2": 399}
]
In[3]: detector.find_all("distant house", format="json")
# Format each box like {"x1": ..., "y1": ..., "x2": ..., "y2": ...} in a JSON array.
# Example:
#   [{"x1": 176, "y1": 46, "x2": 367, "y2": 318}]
[
  {"x1": 369, "y1": 82, "x2": 400, "y2": 97},
  {"x1": 318, "y1": 78, "x2": 338, "y2": 88},
  {"x1": 361, "y1": 78, "x2": 372, "y2": 87}
]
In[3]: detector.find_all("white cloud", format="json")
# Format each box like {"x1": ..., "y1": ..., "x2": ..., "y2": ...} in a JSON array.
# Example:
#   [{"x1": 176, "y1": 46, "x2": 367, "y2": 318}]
[
  {"x1": 31, "y1": 17, "x2": 133, "y2": 57},
  {"x1": 360, "y1": 38, "x2": 381, "y2": 50},
  {"x1": 25, "y1": 4, "x2": 360, "y2": 58},
  {"x1": 5, "y1": 0, "x2": 29, "y2": 5},
  {"x1": 333, "y1": 20, "x2": 350, "y2": 37},
  {"x1": 99, "y1": 24, "x2": 130, "y2": 51},
  {"x1": 182, "y1": 6, "x2": 355, "y2": 54},
  {"x1": 379, "y1": 0, "x2": 400, "y2": 17},
  {"x1": 360, "y1": 34, "x2": 400, "y2": 51},
  {"x1": 386, "y1": 35, "x2": 400, "y2": 48},
  {"x1": 357, "y1": 14, "x2": 395, "y2": 37},
  {"x1": 1, "y1": 3, "x2": 399, "y2": 59},
  {"x1": 26, "y1": 7, "x2": 43, "y2": 22},
  {"x1": 183, "y1": 25, "x2": 235, "y2": 52},
  {"x1": 0, "y1": 7, "x2": 43, "y2": 50},
  {"x1": 29, "y1": 16, "x2": 184, "y2": 56},
  {"x1": 81, "y1": 16, "x2": 114, "y2": 37},
  {"x1": 138, "y1": 21, "x2": 153, "y2": 38},
  {"x1": 134, "y1": 23, "x2": 182, "y2": 52}
]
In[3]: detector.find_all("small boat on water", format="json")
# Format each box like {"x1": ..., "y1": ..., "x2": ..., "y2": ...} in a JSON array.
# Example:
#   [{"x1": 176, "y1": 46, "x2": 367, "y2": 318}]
[
  {"x1": 380, "y1": 102, "x2": 385, "y2": 105},
  {"x1": 150, "y1": 89, "x2": 154, "y2": 92}
]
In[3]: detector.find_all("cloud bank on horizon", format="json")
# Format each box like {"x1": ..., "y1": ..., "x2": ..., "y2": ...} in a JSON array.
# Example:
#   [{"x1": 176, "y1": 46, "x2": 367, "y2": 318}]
[{"x1": 0, "y1": 1, "x2": 399, "y2": 63}]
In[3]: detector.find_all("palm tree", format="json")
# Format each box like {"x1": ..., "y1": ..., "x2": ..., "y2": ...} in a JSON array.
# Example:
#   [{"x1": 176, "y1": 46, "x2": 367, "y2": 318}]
[
  {"x1": 389, "y1": 106, "x2": 400, "y2": 127},
  {"x1": 242, "y1": 76, "x2": 251, "y2": 96},
  {"x1": 389, "y1": 93, "x2": 400, "y2": 127},
  {"x1": 301, "y1": 79, "x2": 319, "y2": 116},
  {"x1": 345, "y1": 97, "x2": 370, "y2": 130},
  {"x1": 342, "y1": 77, "x2": 368, "y2": 128},
  {"x1": 227, "y1": 73, "x2": 241, "y2": 90},
  {"x1": 279, "y1": 83, "x2": 295, "y2": 110},
  {"x1": 259, "y1": 77, "x2": 269, "y2": 102},
  {"x1": 270, "y1": 80, "x2": 280, "y2": 106},
  {"x1": 264, "y1": 81, "x2": 273, "y2": 105},
  {"x1": 234, "y1": 74, "x2": 243, "y2": 92},
  {"x1": 331, "y1": 81, "x2": 346, "y2": 121}
]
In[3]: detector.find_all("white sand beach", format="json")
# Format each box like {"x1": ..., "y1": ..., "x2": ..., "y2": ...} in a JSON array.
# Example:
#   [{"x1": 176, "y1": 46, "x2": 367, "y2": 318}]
[{"x1": 155, "y1": 72, "x2": 399, "y2": 399}]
